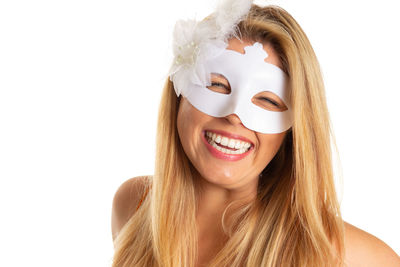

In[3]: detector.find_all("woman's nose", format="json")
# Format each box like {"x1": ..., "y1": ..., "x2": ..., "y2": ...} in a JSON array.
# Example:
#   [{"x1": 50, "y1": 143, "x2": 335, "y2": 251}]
[{"x1": 225, "y1": 113, "x2": 244, "y2": 126}]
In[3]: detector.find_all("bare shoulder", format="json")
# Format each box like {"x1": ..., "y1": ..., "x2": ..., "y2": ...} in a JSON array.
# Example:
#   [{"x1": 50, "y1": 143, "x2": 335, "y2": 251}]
[
  {"x1": 111, "y1": 175, "x2": 151, "y2": 241},
  {"x1": 343, "y1": 221, "x2": 400, "y2": 267}
]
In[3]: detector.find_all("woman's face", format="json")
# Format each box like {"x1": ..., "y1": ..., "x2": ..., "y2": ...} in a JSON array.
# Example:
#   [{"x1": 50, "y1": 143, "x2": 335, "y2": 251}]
[{"x1": 177, "y1": 38, "x2": 288, "y2": 192}]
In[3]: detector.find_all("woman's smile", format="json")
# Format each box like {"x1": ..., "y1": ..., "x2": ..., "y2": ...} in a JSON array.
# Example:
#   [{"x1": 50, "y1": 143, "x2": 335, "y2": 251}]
[
  {"x1": 201, "y1": 129, "x2": 254, "y2": 161},
  {"x1": 177, "y1": 95, "x2": 286, "y2": 188}
]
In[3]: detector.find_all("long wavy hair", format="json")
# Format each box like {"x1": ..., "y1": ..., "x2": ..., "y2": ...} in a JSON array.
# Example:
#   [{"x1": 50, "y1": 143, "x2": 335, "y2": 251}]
[{"x1": 113, "y1": 4, "x2": 345, "y2": 267}]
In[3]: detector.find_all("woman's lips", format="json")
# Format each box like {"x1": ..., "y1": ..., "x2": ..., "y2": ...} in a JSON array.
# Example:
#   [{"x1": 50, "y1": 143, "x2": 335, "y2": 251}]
[{"x1": 201, "y1": 130, "x2": 254, "y2": 161}]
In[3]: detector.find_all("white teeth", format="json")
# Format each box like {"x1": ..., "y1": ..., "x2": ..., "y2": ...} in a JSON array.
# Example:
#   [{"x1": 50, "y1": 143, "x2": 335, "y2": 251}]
[
  {"x1": 211, "y1": 141, "x2": 247, "y2": 154},
  {"x1": 228, "y1": 139, "x2": 236, "y2": 149},
  {"x1": 205, "y1": 131, "x2": 252, "y2": 155},
  {"x1": 234, "y1": 141, "x2": 241, "y2": 149},
  {"x1": 221, "y1": 137, "x2": 229, "y2": 146}
]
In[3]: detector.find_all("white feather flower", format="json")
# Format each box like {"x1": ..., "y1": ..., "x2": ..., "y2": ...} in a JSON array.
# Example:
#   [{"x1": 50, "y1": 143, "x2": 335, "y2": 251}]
[
  {"x1": 214, "y1": 0, "x2": 253, "y2": 40},
  {"x1": 168, "y1": 0, "x2": 253, "y2": 97}
]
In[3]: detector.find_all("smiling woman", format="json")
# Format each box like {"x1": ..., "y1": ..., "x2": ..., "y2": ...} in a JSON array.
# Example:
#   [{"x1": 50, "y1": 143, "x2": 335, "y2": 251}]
[
  {"x1": 111, "y1": 0, "x2": 400, "y2": 266},
  {"x1": 177, "y1": 39, "x2": 288, "y2": 188}
]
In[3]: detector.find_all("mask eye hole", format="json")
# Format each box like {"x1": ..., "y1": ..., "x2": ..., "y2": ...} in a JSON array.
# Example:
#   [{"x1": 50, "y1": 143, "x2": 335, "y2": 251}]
[
  {"x1": 206, "y1": 73, "x2": 231, "y2": 94},
  {"x1": 252, "y1": 91, "x2": 288, "y2": 112}
]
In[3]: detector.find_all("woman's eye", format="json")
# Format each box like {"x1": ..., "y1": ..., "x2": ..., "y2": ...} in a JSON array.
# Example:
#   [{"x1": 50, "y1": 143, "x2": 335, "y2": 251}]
[
  {"x1": 259, "y1": 97, "x2": 279, "y2": 107},
  {"x1": 207, "y1": 81, "x2": 230, "y2": 94},
  {"x1": 252, "y1": 92, "x2": 288, "y2": 111},
  {"x1": 211, "y1": 82, "x2": 228, "y2": 89}
]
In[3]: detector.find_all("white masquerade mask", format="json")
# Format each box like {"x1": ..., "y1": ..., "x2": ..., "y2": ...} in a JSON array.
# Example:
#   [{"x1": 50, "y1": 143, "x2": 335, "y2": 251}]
[
  {"x1": 174, "y1": 42, "x2": 292, "y2": 134},
  {"x1": 168, "y1": 0, "x2": 292, "y2": 134}
]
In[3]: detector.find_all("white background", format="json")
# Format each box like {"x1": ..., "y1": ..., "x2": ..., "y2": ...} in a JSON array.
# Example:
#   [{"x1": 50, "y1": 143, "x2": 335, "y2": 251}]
[{"x1": 0, "y1": 0, "x2": 399, "y2": 266}]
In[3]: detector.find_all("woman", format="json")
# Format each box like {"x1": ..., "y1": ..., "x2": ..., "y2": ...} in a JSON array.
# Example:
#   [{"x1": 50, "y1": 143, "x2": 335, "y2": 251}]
[{"x1": 111, "y1": 1, "x2": 400, "y2": 266}]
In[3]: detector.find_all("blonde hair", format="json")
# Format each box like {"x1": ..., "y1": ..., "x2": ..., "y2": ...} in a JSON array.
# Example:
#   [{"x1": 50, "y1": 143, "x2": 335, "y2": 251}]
[{"x1": 113, "y1": 5, "x2": 344, "y2": 267}]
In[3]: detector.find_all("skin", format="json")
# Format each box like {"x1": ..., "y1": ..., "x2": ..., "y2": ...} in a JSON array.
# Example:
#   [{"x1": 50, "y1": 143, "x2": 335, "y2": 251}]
[{"x1": 176, "y1": 38, "x2": 289, "y2": 265}]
